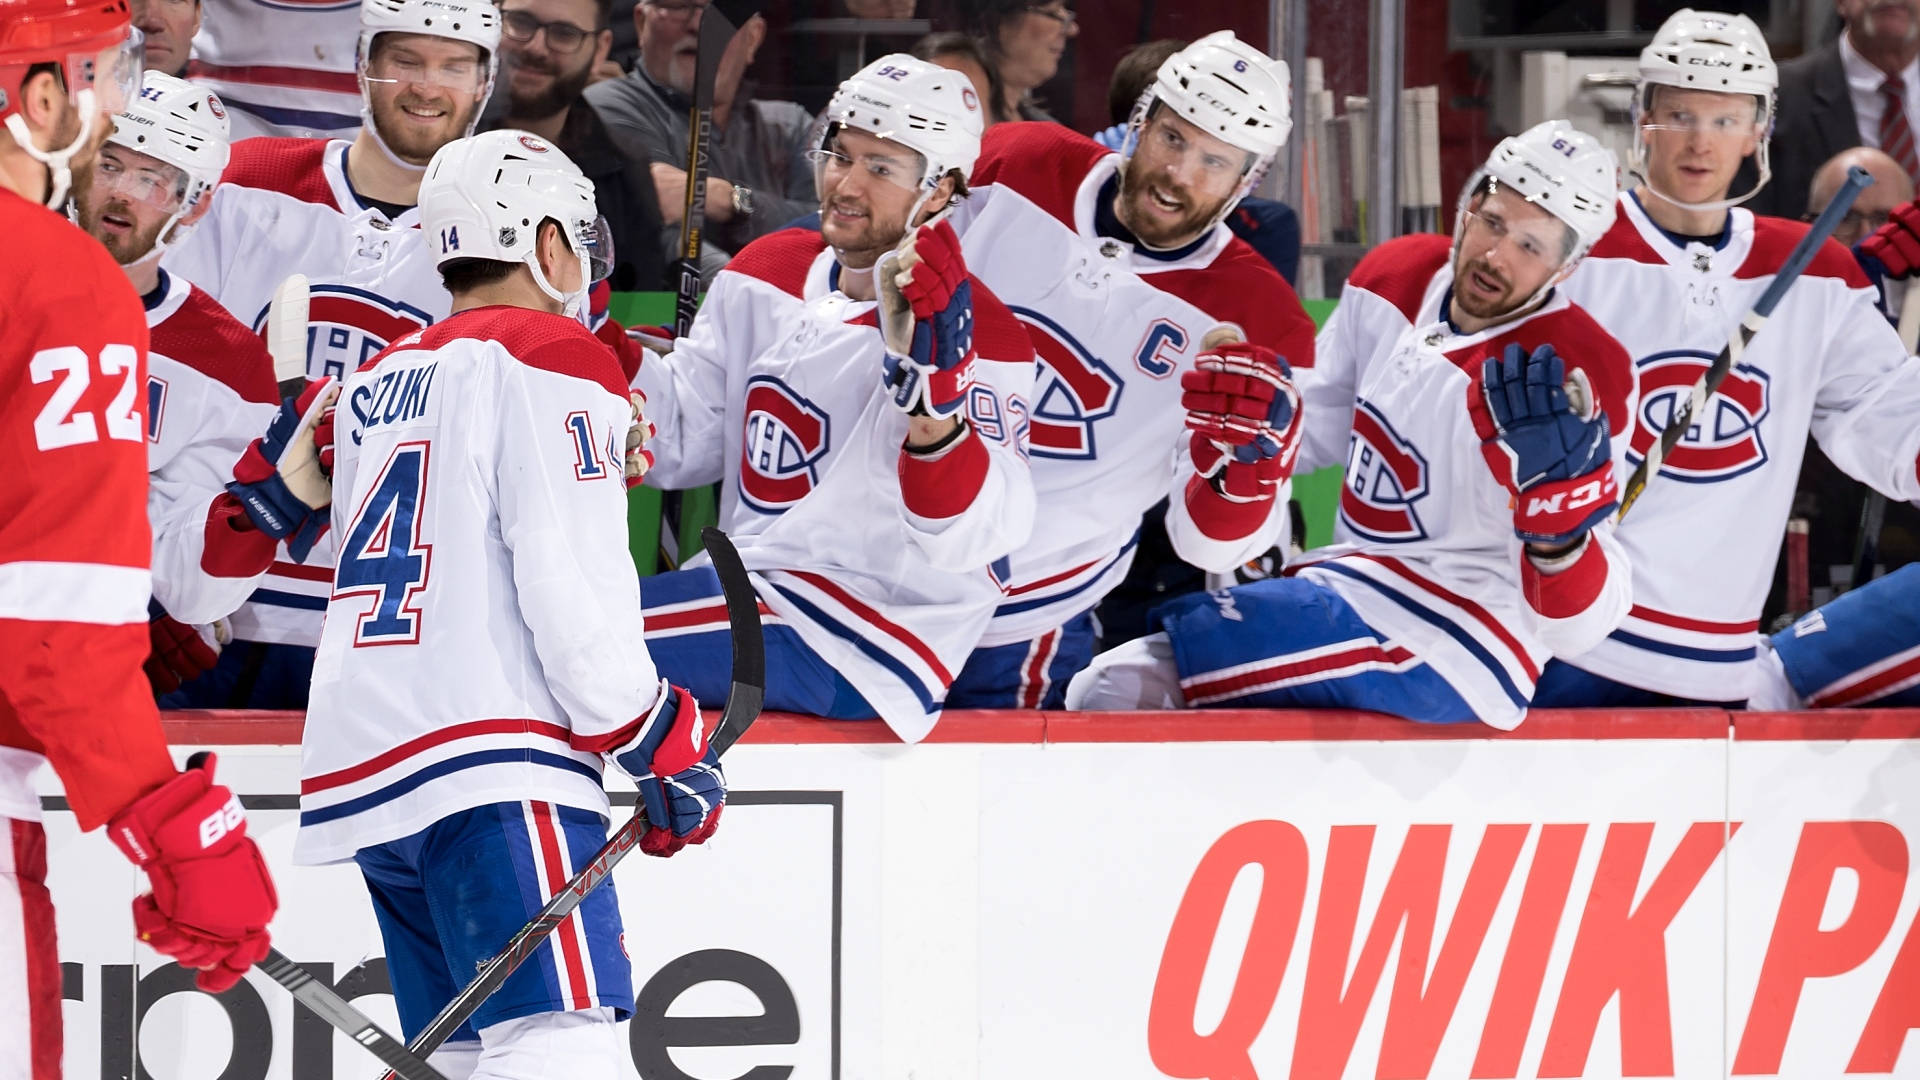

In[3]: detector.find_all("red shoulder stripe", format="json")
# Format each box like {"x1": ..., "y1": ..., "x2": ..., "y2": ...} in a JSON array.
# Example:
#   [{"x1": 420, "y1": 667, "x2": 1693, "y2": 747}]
[
  {"x1": 1147, "y1": 246, "x2": 1318, "y2": 370},
  {"x1": 969, "y1": 280, "x2": 1034, "y2": 365},
  {"x1": 151, "y1": 285, "x2": 279, "y2": 405},
  {"x1": 1345, "y1": 233, "x2": 1452, "y2": 322},
  {"x1": 969, "y1": 122, "x2": 1108, "y2": 231},
  {"x1": 722, "y1": 229, "x2": 828, "y2": 299},
  {"x1": 1740, "y1": 216, "x2": 1871, "y2": 287},
  {"x1": 221, "y1": 137, "x2": 337, "y2": 210}
]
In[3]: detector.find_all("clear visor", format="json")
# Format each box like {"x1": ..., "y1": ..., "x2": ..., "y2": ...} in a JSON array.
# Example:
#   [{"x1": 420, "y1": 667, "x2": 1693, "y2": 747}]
[
  {"x1": 807, "y1": 144, "x2": 925, "y2": 196},
  {"x1": 579, "y1": 214, "x2": 613, "y2": 283},
  {"x1": 1129, "y1": 107, "x2": 1256, "y2": 201},
  {"x1": 1458, "y1": 205, "x2": 1570, "y2": 275},
  {"x1": 364, "y1": 50, "x2": 488, "y2": 93},
  {"x1": 93, "y1": 148, "x2": 189, "y2": 213},
  {"x1": 75, "y1": 27, "x2": 144, "y2": 115}
]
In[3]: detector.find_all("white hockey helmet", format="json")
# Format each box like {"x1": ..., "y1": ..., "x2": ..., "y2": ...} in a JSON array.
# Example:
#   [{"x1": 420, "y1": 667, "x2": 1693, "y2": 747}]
[
  {"x1": 102, "y1": 71, "x2": 230, "y2": 256},
  {"x1": 419, "y1": 130, "x2": 608, "y2": 316},
  {"x1": 1123, "y1": 30, "x2": 1292, "y2": 234},
  {"x1": 817, "y1": 53, "x2": 984, "y2": 220},
  {"x1": 1453, "y1": 120, "x2": 1620, "y2": 314},
  {"x1": 357, "y1": 0, "x2": 501, "y2": 166},
  {"x1": 1632, "y1": 9, "x2": 1777, "y2": 211}
]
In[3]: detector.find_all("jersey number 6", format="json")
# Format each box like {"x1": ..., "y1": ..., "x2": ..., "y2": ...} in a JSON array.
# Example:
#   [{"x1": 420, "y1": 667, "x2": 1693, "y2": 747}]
[{"x1": 336, "y1": 441, "x2": 434, "y2": 646}]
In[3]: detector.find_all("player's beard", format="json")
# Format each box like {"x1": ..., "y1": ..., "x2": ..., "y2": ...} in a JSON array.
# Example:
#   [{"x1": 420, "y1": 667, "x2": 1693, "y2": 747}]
[
  {"x1": 1117, "y1": 153, "x2": 1228, "y2": 250},
  {"x1": 505, "y1": 50, "x2": 593, "y2": 120},
  {"x1": 370, "y1": 88, "x2": 481, "y2": 166},
  {"x1": 1452, "y1": 256, "x2": 1519, "y2": 320},
  {"x1": 820, "y1": 194, "x2": 909, "y2": 269},
  {"x1": 72, "y1": 183, "x2": 169, "y2": 265}
]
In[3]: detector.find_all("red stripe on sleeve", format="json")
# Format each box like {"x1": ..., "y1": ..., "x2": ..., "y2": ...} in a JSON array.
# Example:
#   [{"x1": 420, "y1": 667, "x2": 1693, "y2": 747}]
[
  {"x1": 199, "y1": 494, "x2": 279, "y2": 578},
  {"x1": 899, "y1": 425, "x2": 989, "y2": 519},
  {"x1": 1181, "y1": 473, "x2": 1272, "y2": 541},
  {"x1": 1522, "y1": 538, "x2": 1609, "y2": 619}
]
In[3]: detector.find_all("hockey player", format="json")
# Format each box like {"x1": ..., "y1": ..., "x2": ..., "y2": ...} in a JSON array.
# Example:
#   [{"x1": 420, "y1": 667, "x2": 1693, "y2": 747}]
[
  {"x1": 71, "y1": 72, "x2": 337, "y2": 695},
  {"x1": 628, "y1": 54, "x2": 1036, "y2": 741},
  {"x1": 1533, "y1": 10, "x2": 1920, "y2": 707},
  {"x1": 1068, "y1": 122, "x2": 1636, "y2": 728},
  {"x1": 160, "y1": 0, "x2": 499, "y2": 706},
  {"x1": 940, "y1": 31, "x2": 1319, "y2": 708},
  {"x1": 0, "y1": 0, "x2": 276, "y2": 1063},
  {"x1": 301, "y1": 129, "x2": 718, "y2": 1078}
]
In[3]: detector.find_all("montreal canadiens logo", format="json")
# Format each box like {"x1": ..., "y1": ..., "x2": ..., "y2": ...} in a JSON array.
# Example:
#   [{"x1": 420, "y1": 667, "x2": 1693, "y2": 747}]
[
  {"x1": 1628, "y1": 350, "x2": 1771, "y2": 482},
  {"x1": 205, "y1": 94, "x2": 226, "y2": 120},
  {"x1": 960, "y1": 87, "x2": 979, "y2": 112},
  {"x1": 739, "y1": 375, "x2": 831, "y2": 512},
  {"x1": 1017, "y1": 306, "x2": 1123, "y2": 460},
  {"x1": 518, "y1": 134, "x2": 550, "y2": 153},
  {"x1": 1339, "y1": 398, "x2": 1432, "y2": 543},
  {"x1": 251, "y1": 284, "x2": 434, "y2": 383}
]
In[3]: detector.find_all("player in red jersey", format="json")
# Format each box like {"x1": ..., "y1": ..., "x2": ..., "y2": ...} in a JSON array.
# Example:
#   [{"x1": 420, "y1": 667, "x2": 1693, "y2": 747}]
[{"x1": 0, "y1": 0, "x2": 276, "y2": 1069}]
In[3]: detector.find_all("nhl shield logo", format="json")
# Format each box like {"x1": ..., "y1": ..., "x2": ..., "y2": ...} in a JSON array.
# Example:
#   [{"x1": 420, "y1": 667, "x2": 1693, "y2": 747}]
[
  {"x1": 739, "y1": 375, "x2": 831, "y2": 512},
  {"x1": 1628, "y1": 349, "x2": 1772, "y2": 482},
  {"x1": 1339, "y1": 398, "x2": 1432, "y2": 543}
]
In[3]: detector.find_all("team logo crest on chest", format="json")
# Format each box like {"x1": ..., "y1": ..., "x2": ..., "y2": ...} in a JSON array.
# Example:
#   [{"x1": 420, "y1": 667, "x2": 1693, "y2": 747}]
[
  {"x1": 251, "y1": 284, "x2": 435, "y2": 382},
  {"x1": 739, "y1": 375, "x2": 831, "y2": 512},
  {"x1": 1629, "y1": 349, "x2": 1772, "y2": 482},
  {"x1": 1340, "y1": 398, "x2": 1433, "y2": 543}
]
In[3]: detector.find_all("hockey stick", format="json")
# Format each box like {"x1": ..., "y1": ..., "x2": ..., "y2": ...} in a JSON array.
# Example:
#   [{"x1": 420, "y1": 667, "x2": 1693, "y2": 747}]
[
  {"x1": 1846, "y1": 288, "x2": 1919, "y2": 590},
  {"x1": 256, "y1": 949, "x2": 449, "y2": 1080},
  {"x1": 1618, "y1": 165, "x2": 1874, "y2": 520},
  {"x1": 392, "y1": 526, "x2": 766, "y2": 1065},
  {"x1": 268, "y1": 273, "x2": 310, "y2": 400},
  {"x1": 671, "y1": 4, "x2": 735, "y2": 337}
]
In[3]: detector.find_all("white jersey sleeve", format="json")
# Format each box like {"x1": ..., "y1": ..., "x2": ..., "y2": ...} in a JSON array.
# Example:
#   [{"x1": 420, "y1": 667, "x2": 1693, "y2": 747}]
[
  {"x1": 631, "y1": 275, "x2": 735, "y2": 491},
  {"x1": 1809, "y1": 283, "x2": 1920, "y2": 501}
]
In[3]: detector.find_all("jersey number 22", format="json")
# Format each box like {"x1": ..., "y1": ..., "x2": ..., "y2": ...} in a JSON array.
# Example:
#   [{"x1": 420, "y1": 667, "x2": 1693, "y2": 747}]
[{"x1": 337, "y1": 442, "x2": 433, "y2": 646}]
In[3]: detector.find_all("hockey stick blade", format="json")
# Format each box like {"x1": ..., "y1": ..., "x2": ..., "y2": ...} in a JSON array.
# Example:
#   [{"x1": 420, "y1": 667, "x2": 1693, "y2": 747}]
[
  {"x1": 257, "y1": 949, "x2": 448, "y2": 1080},
  {"x1": 1618, "y1": 165, "x2": 1873, "y2": 520},
  {"x1": 394, "y1": 530, "x2": 765, "y2": 1066},
  {"x1": 268, "y1": 274, "x2": 311, "y2": 400}
]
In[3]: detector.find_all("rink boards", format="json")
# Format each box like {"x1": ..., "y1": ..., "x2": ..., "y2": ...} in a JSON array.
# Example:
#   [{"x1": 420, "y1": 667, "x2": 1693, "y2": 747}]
[{"x1": 41, "y1": 708, "x2": 1920, "y2": 1079}]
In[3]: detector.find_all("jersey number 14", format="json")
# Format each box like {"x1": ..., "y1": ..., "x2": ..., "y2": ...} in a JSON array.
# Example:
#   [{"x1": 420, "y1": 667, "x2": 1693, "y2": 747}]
[{"x1": 336, "y1": 442, "x2": 433, "y2": 646}]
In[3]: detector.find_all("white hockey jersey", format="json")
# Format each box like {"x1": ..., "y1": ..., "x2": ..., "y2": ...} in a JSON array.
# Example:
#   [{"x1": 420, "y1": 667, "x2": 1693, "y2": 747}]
[
  {"x1": 1557, "y1": 193, "x2": 1920, "y2": 700},
  {"x1": 143, "y1": 269, "x2": 282, "y2": 625},
  {"x1": 1294, "y1": 234, "x2": 1637, "y2": 728},
  {"x1": 299, "y1": 307, "x2": 659, "y2": 864},
  {"x1": 635, "y1": 228, "x2": 1037, "y2": 742},
  {"x1": 946, "y1": 123, "x2": 1319, "y2": 647},
  {"x1": 187, "y1": 0, "x2": 362, "y2": 139},
  {"x1": 165, "y1": 136, "x2": 452, "y2": 646}
]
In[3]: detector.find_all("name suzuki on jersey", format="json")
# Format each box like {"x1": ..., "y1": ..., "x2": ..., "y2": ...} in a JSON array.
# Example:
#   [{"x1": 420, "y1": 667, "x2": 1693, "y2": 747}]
[{"x1": 349, "y1": 361, "x2": 439, "y2": 444}]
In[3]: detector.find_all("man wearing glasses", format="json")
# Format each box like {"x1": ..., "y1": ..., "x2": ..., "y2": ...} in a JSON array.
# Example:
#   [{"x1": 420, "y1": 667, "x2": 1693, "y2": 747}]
[
  {"x1": 484, "y1": 0, "x2": 667, "y2": 291},
  {"x1": 158, "y1": 0, "x2": 501, "y2": 709},
  {"x1": 1071, "y1": 122, "x2": 1636, "y2": 727},
  {"x1": 1533, "y1": 11, "x2": 1920, "y2": 709},
  {"x1": 584, "y1": 0, "x2": 816, "y2": 275}
]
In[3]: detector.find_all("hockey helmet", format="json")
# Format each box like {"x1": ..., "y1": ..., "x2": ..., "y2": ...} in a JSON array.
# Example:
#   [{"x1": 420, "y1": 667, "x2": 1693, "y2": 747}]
[
  {"x1": 419, "y1": 129, "x2": 609, "y2": 317},
  {"x1": 817, "y1": 52, "x2": 984, "y2": 218},
  {"x1": 357, "y1": 0, "x2": 501, "y2": 159},
  {"x1": 0, "y1": 0, "x2": 141, "y2": 207},
  {"x1": 100, "y1": 71, "x2": 230, "y2": 254},
  {"x1": 1632, "y1": 9, "x2": 1777, "y2": 211}
]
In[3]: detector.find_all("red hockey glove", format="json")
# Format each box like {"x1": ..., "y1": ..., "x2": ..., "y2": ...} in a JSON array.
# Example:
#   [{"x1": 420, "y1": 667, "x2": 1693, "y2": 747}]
[
  {"x1": 106, "y1": 753, "x2": 277, "y2": 992},
  {"x1": 624, "y1": 390, "x2": 656, "y2": 489},
  {"x1": 879, "y1": 219, "x2": 977, "y2": 418},
  {"x1": 1859, "y1": 201, "x2": 1920, "y2": 279},
  {"x1": 145, "y1": 609, "x2": 225, "y2": 695},
  {"x1": 1181, "y1": 342, "x2": 1302, "y2": 468},
  {"x1": 602, "y1": 681, "x2": 726, "y2": 857}
]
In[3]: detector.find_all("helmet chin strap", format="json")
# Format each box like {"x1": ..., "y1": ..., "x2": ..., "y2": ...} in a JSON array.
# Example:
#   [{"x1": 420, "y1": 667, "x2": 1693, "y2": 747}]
[
  {"x1": 527, "y1": 246, "x2": 588, "y2": 317},
  {"x1": 6, "y1": 88, "x2": 99, "y2": 209}
]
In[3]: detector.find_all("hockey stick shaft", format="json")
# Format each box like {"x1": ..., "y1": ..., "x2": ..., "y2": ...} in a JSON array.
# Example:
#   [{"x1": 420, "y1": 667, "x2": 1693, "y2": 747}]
[
  {"x1": 1618, "y1": 165, "x2": 1874, "y2": 520},
  {"x1": 396, "y1": 528, "x2": 765, "y2": 1062},
  {"x1": 256, "y1": 949, "x2": 448, "y2": 1080},
  {"x1": 672, "y1": 6, "x2": 734, "y2": 337},
  {"x1": 268, "y1": 274, "x2": 311, "y2": 400}
]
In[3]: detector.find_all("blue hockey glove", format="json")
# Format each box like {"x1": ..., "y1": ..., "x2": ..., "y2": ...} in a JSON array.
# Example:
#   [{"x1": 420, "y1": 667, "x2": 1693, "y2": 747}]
[
  {"x1": 606, "y1": 680, "x2": 726, "y2": 856},
  {"x1": 226, "y1": 378, "x2": 337, "y2": 561},
  {"x1": 1480, "y1": 343, "x2": 1617, "y2": 546},
  {"x1": 879, "y1": 219, "x2": 976, "y2": 418}
]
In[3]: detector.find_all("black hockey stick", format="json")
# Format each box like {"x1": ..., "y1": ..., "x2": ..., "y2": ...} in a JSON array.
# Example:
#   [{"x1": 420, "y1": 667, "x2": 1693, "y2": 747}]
[
  {"x1": 1618, "y1": 165, "x2": 1874, "y2": 520},
  {"x1": 672, "y1": 4, "x2": 735, "y2": 337},
  {"x1": 393, "y1": 527, "x2": 765, "y2": 1065},
  {"x1": 256, "y1": 949, "x2": 449, "y2": 1080}
]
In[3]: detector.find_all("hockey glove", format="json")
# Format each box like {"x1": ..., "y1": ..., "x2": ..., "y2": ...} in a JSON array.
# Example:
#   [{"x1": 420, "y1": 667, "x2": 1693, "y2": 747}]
[
  {"x1": 1858, "y1": 201, "x2": 1920, "y2": 280},
  {"x1": 604, "y1": 680, "x2": 726, "y2": 857},
  {"x1": 227, "y1": 378, "x2": 339, "y2": 562},
  {"x1": 1184, "y1": 343, "x2": 1303, "y2": 505},
  {"x1": 107, "y1": 753, "x2": 278, "y2": 993},
  {"x1": 878, "y1": 219, "x2": 977, "y2": 419},
  {"x1": 1480, "y1": 343, "x2": 1617, "y2": 547},
  {"x1": 625, "y1": 390, "x2": 657, "y2": 489},
  {"x1": 145, "y1": 604, "x2": 228, "y2": 695}
]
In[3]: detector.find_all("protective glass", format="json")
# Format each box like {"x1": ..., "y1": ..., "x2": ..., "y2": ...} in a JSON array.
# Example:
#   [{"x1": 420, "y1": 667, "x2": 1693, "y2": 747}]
[
  {"x1": 76, "y1": 27, "x2": 144, "y2": 115},
  {"x1": 500, "y1": 9, "x2": 595, "y2": 53},
  {"x1": 1132, "y1": 113, "x2": 1252, "y2": 198},
  {"x1": 1638, "y1": 106, "x2": 1763, "y2": 142},
  {"x1": 1459, "y1": 206, "x2": 1567, "y2": 273},
  {"x1": 92, "y1": 150, "x2": 189, "y2": 213},
  {"x1": 580, "y1": 214, "x2": 614, "y2": 283},
  {"x1": 807, "y1": 145, "x2": 924, "y2": 195},
  {"x1": 364, "y1": 50, "x2": 488, "y2": 93}
]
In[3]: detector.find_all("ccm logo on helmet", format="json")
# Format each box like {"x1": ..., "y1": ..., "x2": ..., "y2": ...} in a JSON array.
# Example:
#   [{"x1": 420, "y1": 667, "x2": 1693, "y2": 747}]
[{"x1": 1685, "y1": 56, "x2": 1736, "y2": 68}]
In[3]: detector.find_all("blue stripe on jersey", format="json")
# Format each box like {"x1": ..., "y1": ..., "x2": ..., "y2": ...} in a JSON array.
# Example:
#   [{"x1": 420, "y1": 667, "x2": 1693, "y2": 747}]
[
  {"x1": 767, "y1": 582, "x2": 939, "y2": 714},
  {"x1": 248, "y1": 588, "x2": 329, "y2": 611},
  {"x1": 215, "y1": 95, "x2": 361, "y2": 130},
  {"x1": 994, "y1": 532, "x2": 1141, "y2": 617},
  {"x1": 1606, "y1": 627, "x2": 1758, "y2": 663},
  {"x1": 1313, "y1": 561, "x2": 1530, "y2": 709},
  {"x1": 300, "y1": 749, "x2": 601, "y2": 826}
]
